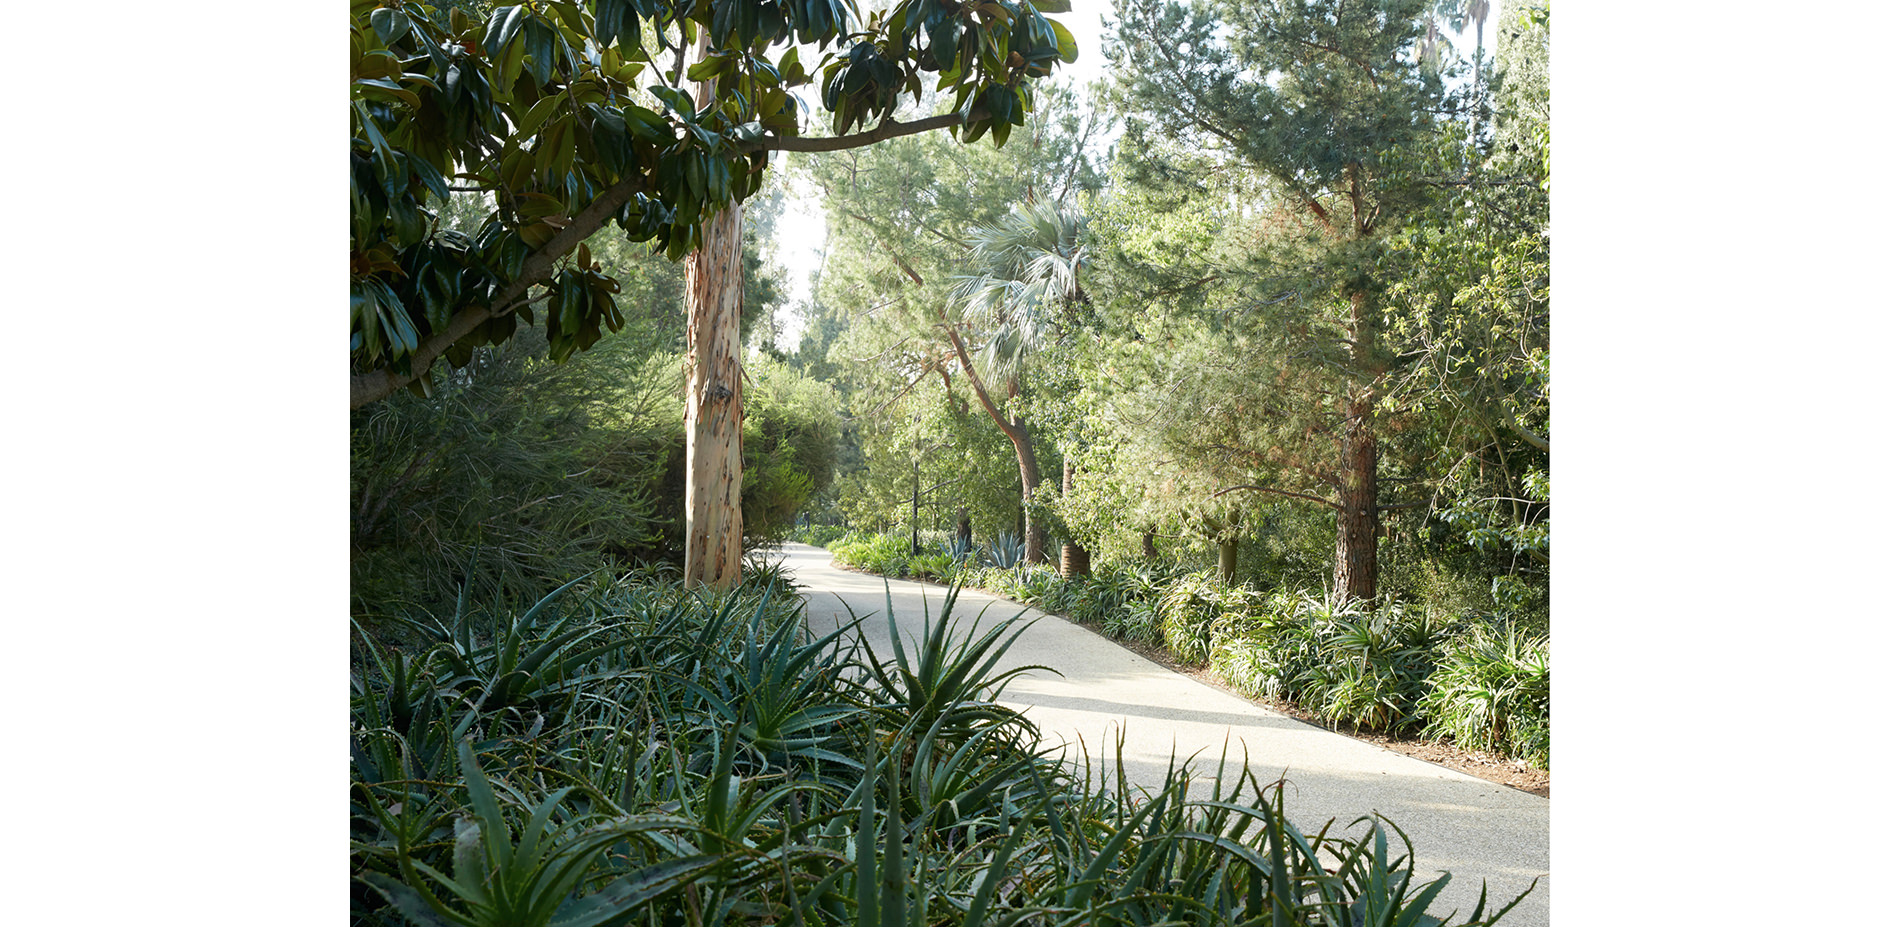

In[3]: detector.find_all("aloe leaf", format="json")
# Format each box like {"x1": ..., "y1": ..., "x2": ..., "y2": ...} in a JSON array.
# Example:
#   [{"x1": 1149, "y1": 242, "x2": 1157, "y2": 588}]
[
  {"x1": 361, "y1": 871, "x2": 473, "y2": 927},
  {"x1": 456, "y1": 741, "x2": 514, "y2": 875},
  {"x1": 1061, "y1": 792, "x2": 1167, "y2": 909},
  {"x1": 1392, "y1": 874, "x2": 1449, "y2": 927},
  {"x1": 879, "y1": 754, "x2": 907, "y2": 927},
  {"x1": 546, "y1": 854, "x2": 725, "y2": 927}
]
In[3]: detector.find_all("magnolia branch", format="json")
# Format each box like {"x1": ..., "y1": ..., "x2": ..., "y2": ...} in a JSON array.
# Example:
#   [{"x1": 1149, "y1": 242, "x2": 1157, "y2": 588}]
[
  {"x1": 350, "y1": 172, "x2": 655, "y2": 409},
  {"x1": 739, "y1": 109, "x2": 984, "y2": 155}
]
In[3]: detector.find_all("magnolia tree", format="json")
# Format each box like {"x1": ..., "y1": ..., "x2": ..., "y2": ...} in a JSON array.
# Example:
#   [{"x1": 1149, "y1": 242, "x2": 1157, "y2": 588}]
[{"x1": 349, "y1": 0, "x2": 1078, "y2": 587}]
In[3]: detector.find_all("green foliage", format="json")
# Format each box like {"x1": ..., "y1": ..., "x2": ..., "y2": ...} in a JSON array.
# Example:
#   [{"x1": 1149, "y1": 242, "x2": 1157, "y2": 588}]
[
  {"x1": 834, "y1": 549, "x2": 1548, "y2": 766},
  {"x1": 350, "y1": 0, "x2": 1080, "y2": 400},
  {"x1": 789, "y1": 521, "x2": 851, "y2": 547},
  {"x1": 743, "y1": 356, "x2": 846, "y2": 544},
  {"x1": 352, "y1": 320, "x2": 842, "y2": 620},
  {"x1": 1421, "y1": 619, "x2": 1551, "y2": 766},
  {"x1": 350, "y1": 323, "x2": 679, "y2": 619},
  {"x1": 830, "y1": 531, "x2": 915, "y2": 577},
  {"x1": 353, "y1": 573, "x2": 1529, "y2": 926}
]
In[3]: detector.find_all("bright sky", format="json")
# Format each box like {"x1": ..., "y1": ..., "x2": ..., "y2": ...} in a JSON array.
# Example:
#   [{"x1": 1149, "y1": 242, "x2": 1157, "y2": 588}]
[{"x1": 764, "y1": 1, "x2": 1494, "y2": 352}]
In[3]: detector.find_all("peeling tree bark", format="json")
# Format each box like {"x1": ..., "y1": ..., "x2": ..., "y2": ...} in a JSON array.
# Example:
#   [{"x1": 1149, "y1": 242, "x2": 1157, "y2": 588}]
[
  {"x1": 682, "y1": 36, "x2": 745, "y2": 591},
  {"x1": 683, "y1": 201, "x2": 746, "y2": 591}
]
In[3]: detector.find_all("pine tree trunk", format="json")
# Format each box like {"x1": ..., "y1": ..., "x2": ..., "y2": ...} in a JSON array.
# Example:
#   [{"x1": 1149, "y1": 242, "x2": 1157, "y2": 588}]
[
  {"x1": 1332, "y1": 397, "x2": 1378, "y2": 606},
  {"x1": 1333, "y1": 270, "x2": 1379, "y2": 607},
  {"x1": 683, "y1": 202, "x2": 746, "y2": 590}
]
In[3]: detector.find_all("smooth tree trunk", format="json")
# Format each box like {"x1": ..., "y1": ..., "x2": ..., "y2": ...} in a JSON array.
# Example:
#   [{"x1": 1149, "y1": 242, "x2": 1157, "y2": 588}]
[
  {"x1": 1217, "y1": 537, "x2": 1237, "y2": 586},
  {"x1": 683, "y1": 202, "x2": 746, "y2": 590},
  {"x1": 943, "y1": 324, "x2": 1044, "y2": 565}
]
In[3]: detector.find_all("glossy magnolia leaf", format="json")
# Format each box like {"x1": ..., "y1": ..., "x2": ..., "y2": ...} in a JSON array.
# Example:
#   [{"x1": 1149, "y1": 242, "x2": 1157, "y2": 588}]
[
  {"x1": 596, "y1": 0, "x2": 629, "y2": 50},
  {"x1": 549, "y1": 1, "x2": 587, "y2": 35},
  {"x1": 355, "y1": 77, "x2": 420, "y2": 108},
  {"x1": 686, "y1": 54, "x2": 730, "y2": 83},
  {"x1": 369, "y1": 7, "x2": 412, "y2": 46},
  {"x1": 649, "y1": 85, "x2": 694, "y2": 118},
  {"x1": 482, "y1": 5, "x2": 526, "y2": 57},
  {"x1": 777, "y1": 46, "x2": 806, "y2": 84},
  {"x1": 523, "y1": 16, "x2": 559, "y2": 87},
  {"x1": 623, "y1": 104, "x2": 672, "y2": 144},
  {"x1": 513, "y1": 93, "x2": 565, "y2": 138},
  {"x1": 1047, "y1": 18, "x2": 1078, "y2": 63},
  {"x1": 494, "y1": 34, "x2": 526, "y2": 94},
  {"x1": 514, "y1": 192, "x2": 566, "y2": 221}
]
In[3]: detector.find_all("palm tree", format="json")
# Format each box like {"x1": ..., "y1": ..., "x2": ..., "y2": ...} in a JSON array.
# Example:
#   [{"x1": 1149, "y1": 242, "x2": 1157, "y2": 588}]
[{"x1": 938, "y1": 198, "x2": 1088, "y2": 566}]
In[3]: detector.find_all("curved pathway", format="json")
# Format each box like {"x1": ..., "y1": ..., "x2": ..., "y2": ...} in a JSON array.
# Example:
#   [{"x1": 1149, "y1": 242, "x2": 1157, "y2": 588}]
[{"x1": 774, "y1": 543, "x2": 1550, "y2": 926}]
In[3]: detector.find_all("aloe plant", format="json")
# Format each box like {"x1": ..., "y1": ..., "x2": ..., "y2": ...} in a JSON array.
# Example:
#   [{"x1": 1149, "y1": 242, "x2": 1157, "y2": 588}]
[
  {"x1": 353, "y1": 572, "x2": 1531, "y2": 927},
  {"x1": 362, "y1": 742, "x2": 727, "y2": 927},
  {"x1": 861, "y1": 584, "x2": 1054, "y2": 744}
]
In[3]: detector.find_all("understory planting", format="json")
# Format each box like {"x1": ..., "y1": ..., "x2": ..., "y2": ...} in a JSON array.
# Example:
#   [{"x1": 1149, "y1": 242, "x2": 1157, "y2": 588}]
[
  {"x1": 816, "y1": 529, "x2": 1550, "y2": 770},
  {"x1": 352, "y1": 571, "x2": 1529, "y2": 926}
]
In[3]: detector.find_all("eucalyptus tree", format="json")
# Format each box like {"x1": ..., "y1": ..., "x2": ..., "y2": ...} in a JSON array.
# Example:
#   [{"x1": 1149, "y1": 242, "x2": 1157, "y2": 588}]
[
  {"x1": 1106, "y1": 0, "x2": 1456, "y2": 605},
  {"x1": 348, "y1": 0, "x2": 1082, "y2": 588}
]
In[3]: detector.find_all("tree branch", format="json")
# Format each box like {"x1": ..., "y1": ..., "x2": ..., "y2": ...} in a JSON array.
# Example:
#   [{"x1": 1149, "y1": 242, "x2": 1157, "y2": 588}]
[
  {"x1": 350, "y1": 172, "x2": 655, "y2": 409},
  {"x1": 941, "y1": 319, "x2": 1020, "y2": 441},
  {"x1": 740, "y1": 109, "x2": 983, "y2": 155},
  {"x1": 1211, "y1": 483, "x2": 1342, "y2": 511}
]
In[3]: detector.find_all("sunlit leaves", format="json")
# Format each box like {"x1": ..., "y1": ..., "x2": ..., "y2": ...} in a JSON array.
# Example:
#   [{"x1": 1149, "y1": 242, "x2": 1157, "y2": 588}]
[{"x1": 351, "y1": 0, "x2": 1075, "y2": 393}]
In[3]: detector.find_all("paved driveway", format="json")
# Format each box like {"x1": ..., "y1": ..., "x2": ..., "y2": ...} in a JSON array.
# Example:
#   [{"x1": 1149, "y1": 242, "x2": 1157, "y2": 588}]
[{"x1": 777, "y1": 543, "x2": 1550, "y2": 925}]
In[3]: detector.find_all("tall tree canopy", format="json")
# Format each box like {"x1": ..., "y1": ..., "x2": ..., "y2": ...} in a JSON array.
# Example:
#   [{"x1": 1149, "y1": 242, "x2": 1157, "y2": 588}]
[
  {"x1": 349, "y1": 0, "x2": 1081, "y2": 408},
  {"x1": 797, "y1": 80, "x2": 1103, "y2": 562},
  {"x1": 1105, "y1": 0, "x2": 1452, "y2": 604}
]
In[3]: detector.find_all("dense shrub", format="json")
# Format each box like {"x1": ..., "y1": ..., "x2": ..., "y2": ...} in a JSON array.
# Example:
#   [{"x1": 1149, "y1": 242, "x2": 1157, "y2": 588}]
[
  {"x1": 829, "y1": 531, "x2": 913, "y2": 576},
  {"x1": 833, "y1": 538, "x2": 1550, "y2": 768},
  {"x1": 351, "y1": 575, "x2": 1527, "y2": 927},
  {"x1": 1421, "y1": 619, "x2": 1552, "y2": 766}
]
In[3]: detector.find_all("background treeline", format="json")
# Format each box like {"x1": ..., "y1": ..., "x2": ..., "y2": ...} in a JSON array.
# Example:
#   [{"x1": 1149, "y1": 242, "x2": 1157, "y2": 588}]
[
  {"x1": 792, "y1": 0, "x2": 1549, "y2": 766},
  {"x1": 797, "y1": 6, "x2": 1547, "y2": 622}
]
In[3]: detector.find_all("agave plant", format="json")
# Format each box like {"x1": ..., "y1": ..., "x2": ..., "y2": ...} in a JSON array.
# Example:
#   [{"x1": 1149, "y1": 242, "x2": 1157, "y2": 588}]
[{"x1": 983, "y1": 530, "x2": 1027, "y2": 571}]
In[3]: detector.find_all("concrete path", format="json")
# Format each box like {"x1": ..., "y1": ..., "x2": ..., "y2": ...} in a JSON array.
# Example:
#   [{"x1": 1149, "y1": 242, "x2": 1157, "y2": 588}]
[{"x1": 775, "y1": 543, "x2": 1550, "y2": 926}]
